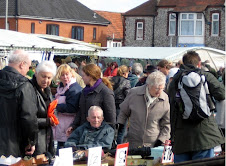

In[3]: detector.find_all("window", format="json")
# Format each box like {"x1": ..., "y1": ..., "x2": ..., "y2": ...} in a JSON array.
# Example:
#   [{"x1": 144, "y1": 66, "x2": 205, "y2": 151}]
[
  {"x1": 212, "y1": 13, "x2": 219, "y2": 36},
  {"x1": 72, "y1": 26, "x2": 84, "y2": 41},
  {"x1": 136, "y1": 22, "x2": 144, "y2": 40},
  {"x1": 46, "y1": 24, "x2": 59, "y2": 36},
  {"x1": 180, "y1": 13, "x2": 203, "y2": 36},
  {"x1": 135, "y1": 20, "x2": 145, "y2": 40},
  {"x1": 113, "y1": 42, "x2": 121, "y2": 47},
  {"x1": 169, "y1": 13, "x2": 176, "y2": 36},
  {"x1": 93, "y1": 28, "x2": 96, "y2": 40},
  {"x1": 31, "y1": 23, "x2": 35, "y2": 33}
]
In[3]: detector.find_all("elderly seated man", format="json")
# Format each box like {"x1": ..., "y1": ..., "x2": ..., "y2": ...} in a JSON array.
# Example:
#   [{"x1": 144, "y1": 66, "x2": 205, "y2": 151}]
[{"x1": 65, "y1": 106, "x2": 114, "y2": 150}]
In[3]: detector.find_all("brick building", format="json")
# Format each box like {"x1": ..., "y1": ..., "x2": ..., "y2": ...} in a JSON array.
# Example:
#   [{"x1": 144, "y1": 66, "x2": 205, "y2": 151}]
[
  {"x1": 95, "y1": 10, "x2": 124, "y2": 48},
  {"x1": 0, "y1": 0, "x2": 111, "y2": 47}
]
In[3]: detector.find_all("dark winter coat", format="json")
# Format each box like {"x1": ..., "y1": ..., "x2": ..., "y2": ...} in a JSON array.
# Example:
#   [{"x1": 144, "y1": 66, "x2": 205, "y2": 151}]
[
  {"x1": 111, "y1": 76, "x2": 131, "y2": 108},
  {"x1": 72, "y1": 82, "x2": 116, "y2": 128},
  {"x1": 31, "y1": 76, "x2": 54, "y2": 156},
  {"x1": 0, "y1": 66, "x2": 38, "y2": 157},
  {"x1": 168, "y1": 64, "x2": 225, "y2": 154},
  {"x1": 65, "y1": 121, "x2": 114, "y2": 149}
]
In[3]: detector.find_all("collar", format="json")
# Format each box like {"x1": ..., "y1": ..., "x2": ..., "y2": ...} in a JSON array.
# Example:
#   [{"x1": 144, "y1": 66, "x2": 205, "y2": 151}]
[
  {"x1": 137, "y1": 85, "x2": 166, "y2": 101},
  {"x1": 4, "y1": 66, "x2": 22, "y2": 75}
]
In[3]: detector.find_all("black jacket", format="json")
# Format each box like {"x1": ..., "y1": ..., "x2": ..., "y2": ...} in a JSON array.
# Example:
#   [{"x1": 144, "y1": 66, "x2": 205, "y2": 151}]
[
  {"x1": 72, "y1": 82, "x2": 116, "y2": 129},
  {"x1": 31, "y1": 76, "x2": 54, "y2": 156},
  {"x1": 111, "y1": 76, "x2": 131, "y2": 108},
  {"x1": 0, "y1": 66, "x2": 38, "y2": 157}
]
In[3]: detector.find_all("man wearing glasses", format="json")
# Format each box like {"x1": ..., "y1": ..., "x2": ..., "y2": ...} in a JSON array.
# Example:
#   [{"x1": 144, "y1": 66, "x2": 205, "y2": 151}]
[{"x1": 0, "y1": 50, "x2": 38, "y2": 157}]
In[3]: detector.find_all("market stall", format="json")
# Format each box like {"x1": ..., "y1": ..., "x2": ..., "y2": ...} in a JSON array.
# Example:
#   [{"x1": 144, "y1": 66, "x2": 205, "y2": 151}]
[
  {"x1": 0, "y1": 29, "x2": 103, "y2": 68},
  {"x1": 99, "y1": 47, "x2": 226, "y2": 70}
]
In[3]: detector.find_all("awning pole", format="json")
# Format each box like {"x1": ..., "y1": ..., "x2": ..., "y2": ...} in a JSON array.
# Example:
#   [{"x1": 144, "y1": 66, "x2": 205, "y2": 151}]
[{"x1": 5, "y1": 0, "x2": 8, "y2": 30}]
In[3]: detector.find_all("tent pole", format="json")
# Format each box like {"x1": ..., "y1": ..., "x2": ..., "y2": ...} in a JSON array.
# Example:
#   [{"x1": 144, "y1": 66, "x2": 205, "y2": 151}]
[
  {"x1": 207, "y1": 51, "x2": 218, "y2": 70},
  {"x1": 5, "y1": 0, "x2": 8, "y2": 30}
]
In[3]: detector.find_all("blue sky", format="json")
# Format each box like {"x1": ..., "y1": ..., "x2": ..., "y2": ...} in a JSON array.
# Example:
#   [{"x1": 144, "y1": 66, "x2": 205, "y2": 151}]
[{"x1": 77, "y1": 0, "x2": 148, "y2": 13}]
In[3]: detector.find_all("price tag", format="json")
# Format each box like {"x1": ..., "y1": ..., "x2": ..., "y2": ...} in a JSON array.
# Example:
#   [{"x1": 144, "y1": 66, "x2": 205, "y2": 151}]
[
  {"x1": 161, "y1": 145, "x2": 174, "y2": 163},
  {"x1": 114, "y1": 143, "x2": 129, "y2": 166},
  {"x1": 87, "y1": 146, "x2": 102, "y2": 166},
  {"x1": 58, "y1": 147, "x2": 73, "y2": 166}
]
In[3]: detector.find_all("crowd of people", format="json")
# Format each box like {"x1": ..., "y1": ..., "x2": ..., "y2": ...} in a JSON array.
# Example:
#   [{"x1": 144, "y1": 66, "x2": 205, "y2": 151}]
[{"x1": 0, "y1": 49, "x2": 224, "y2": 164}]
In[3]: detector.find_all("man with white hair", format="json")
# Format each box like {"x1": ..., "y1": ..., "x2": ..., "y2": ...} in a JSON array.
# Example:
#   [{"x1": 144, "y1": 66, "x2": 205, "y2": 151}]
[
  {"x1": 65, "y1": 106, "x2": 114, "y2": 150},
  {"x1": 0, "y1": 50, "x2": 38, "y2": 157},
  {"x1": 117, "y1": 71, "x2": 170, "y2": 148}
]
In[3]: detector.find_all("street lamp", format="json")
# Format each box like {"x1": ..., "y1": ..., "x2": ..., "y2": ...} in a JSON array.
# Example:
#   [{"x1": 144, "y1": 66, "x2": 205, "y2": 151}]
[{"x1": 5, "y1": 0, "x2": 8, "y2": 30}]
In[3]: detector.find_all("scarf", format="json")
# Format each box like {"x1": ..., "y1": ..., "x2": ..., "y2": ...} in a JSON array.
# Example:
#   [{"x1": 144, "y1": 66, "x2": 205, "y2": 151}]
[
  {"x1": 83, "y1": 78, "x2": 102, "y2": 96},
  {"x1": 32, "y1": 75, "x2": 51, "y2": 107},
  {"x1": 55, "y1": 78, "x2": 76, "y2": 104}
]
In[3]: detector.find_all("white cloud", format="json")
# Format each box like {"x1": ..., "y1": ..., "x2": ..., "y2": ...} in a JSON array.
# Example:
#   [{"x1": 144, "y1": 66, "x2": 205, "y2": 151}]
[{"x1": 77, "y1": 0, "x2": 148, "y2": 12}]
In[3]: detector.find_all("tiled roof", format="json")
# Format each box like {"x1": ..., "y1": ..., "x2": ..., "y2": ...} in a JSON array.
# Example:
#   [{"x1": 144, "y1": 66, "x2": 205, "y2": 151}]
[
  {"x1": 123, "y1": 0, "x2": 157, "y2": 16},
  {"x1": 94, "y1": 11, "x2": 123, "y2": 40},
  {"x1": 158, "y1": 0, "x2": 224, "y2": 7},
  {"x1": 0, "y1": 0, "x2": 110, "y2": 25},
  {"x1": 173, "y1": 5, "x2": 208, "y2": 12}
]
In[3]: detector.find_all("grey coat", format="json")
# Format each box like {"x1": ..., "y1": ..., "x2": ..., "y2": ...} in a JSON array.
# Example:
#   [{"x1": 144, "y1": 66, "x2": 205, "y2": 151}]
[{"x1": 117, "y1": 85, "x2": 170, "y2": 148}]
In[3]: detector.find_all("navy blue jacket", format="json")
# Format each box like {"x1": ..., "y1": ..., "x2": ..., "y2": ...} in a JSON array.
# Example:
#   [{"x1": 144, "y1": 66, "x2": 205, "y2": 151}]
[{"x1": 56, "y1": 82, "x2": 82, "y2": 113}]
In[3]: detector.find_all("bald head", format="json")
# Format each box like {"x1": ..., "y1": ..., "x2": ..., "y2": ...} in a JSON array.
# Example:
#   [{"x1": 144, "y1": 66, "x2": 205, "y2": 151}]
[{"x1": 8, "y1": 50, "x2": 31, "y2": 76}]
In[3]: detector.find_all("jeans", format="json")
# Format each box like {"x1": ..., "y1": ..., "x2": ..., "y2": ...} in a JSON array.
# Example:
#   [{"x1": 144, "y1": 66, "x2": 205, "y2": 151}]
[
  {"x1": 174, "y1": 148, "x2": 214, "y2": 163},
  {"x1": 116, "y1": 107, "x2": 127, "y2": 144}
]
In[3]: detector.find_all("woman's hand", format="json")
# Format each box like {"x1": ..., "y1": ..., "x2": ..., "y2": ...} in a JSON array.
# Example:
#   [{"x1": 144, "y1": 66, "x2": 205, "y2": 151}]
[{"x1": 66, "y1": 127, "x2": 74, "y2": 137}]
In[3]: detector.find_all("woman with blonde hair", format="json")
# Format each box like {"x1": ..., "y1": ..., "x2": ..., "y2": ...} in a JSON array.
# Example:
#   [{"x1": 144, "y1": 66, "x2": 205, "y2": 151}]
[
  {"x1": 110, "y1": 65, "x2": 131, "y2": 144},
  {"x1": 67, "y1": 63, "x2": 116, "y2": 136},
  {"x1": 53, "y1": 64, "x2": 82, "y2": 153}
]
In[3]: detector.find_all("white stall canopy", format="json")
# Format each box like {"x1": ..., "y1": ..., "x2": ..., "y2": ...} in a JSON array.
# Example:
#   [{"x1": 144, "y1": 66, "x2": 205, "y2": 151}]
[
  {"x1": 0, "y1": 29, "x2": 102, "y2": 56},
  {"x1": 99, "y1": 47, "x2": 226, "y2": 70}
]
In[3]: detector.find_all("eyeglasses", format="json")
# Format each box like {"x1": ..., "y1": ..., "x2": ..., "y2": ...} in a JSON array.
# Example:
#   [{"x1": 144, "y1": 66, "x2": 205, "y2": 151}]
[{"x1": 154, "y1": 87, "x2": 164, "y2": 91}]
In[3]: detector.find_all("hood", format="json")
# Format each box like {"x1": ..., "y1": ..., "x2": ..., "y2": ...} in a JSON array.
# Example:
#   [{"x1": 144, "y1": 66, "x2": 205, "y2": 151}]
[
  {"x1": 111, "y1": 76, "x2": 124, "y2": 89},
  {"x1": 128, "y1": 74, "x2": 138, "y2": 81},
  {"x1": 0, "y1": 66, "x2": 28, "y2": 94}
]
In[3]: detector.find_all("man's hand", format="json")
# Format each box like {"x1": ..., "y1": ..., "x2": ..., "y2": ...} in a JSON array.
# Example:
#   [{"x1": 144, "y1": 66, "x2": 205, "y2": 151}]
[
  {"x1": 66, "y1": 127, "x2": 74, "y2": 137},
  {"x1": 25, "y1": 145, "x2": 35, "y2": 155},
  {"x1": 154, "y1": 140, "x2": 163, "y2": 147}
]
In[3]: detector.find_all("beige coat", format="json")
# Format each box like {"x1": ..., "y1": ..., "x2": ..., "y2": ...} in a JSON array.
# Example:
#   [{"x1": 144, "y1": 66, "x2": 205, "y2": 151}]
[
  {"x1": 117, "y1": 85, "x2": 170, "y2": 148},
  {"x1": 75, "y1": 72, "x2": 86, "y2": 88}
]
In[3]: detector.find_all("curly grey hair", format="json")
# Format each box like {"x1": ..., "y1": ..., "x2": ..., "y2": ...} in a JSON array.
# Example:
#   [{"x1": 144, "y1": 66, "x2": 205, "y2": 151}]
[
  {"x1": 35, "y1": 61, "x2": 57, "y2": 77},
  {"x1": 146, "y1": 71, "x2": 166, "y2": 87}
]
